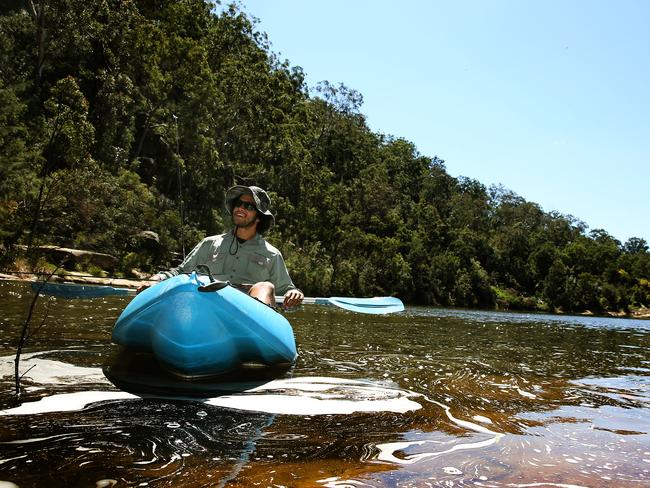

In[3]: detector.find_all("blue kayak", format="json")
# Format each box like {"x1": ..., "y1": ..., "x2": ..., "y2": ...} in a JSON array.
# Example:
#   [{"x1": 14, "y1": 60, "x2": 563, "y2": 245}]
[{"x1": 112, "y1": 273, "x2": 297, "y2": 378}]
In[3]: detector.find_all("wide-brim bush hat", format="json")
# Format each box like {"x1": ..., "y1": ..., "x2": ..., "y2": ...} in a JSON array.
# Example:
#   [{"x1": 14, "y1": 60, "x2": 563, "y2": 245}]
[{"x1": 225, "y1": 185, "x2": 275, "y2": 234}]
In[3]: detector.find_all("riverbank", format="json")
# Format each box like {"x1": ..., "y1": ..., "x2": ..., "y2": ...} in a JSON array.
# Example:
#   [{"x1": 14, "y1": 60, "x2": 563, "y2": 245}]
[
  {"x1": 582, "y1": 307, "x2": 650, "y2": 320},
  {"x1": 0, "y1": 271, "x2": 145, "y2": 289}
]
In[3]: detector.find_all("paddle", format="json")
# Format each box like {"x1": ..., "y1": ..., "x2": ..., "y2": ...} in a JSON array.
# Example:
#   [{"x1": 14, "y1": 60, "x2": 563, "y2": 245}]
[
  {"x1": 31, "y1": 282, "x2": 404, "y2": 314},
  {"x1": 32, "y1": 281, "x2": 137, "y2": 298}
]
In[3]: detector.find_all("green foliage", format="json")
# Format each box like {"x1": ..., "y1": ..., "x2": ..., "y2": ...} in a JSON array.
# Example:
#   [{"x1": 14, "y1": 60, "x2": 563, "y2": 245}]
[
  {"x1": 43, "y1": 76, "x2": 95, "y2": 170},
  {"x1": 0, "y1": 0, "x2": 647, "y2": 315},
  {"x1": 282, "y1": 241, "x2": 333, "y2": 296},
  {"x1": 494, "y1": 287, "x2": 539, "y2": 311}
]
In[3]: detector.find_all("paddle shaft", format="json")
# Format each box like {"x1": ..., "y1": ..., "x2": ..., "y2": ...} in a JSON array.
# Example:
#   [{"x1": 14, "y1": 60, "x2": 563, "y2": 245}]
[
  {"x1": 33, "y1": 282, "x2": 403, "y2": 314},
  {"x1": 276, "y1": 296, "x2": 328, "y2": 306},
  {"x1": 33, "y1": 283, "x2": 327, "y2": 303}
]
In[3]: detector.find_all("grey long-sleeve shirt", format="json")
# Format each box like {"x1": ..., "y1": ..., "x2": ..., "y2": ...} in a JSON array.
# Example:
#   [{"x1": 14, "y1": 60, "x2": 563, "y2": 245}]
[{"x1": 158, "y1": 232, "x2": 298, "y2": 295}]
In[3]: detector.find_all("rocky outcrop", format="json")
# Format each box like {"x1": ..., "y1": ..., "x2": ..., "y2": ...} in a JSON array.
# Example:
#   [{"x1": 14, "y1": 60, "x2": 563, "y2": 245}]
[{"x1": 19, "y1": 245, "x2": 119, "y2": 271}]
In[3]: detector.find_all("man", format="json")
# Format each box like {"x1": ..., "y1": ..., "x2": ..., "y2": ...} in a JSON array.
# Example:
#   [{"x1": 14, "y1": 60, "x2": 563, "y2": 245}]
[{"x1": 140, "y1": 185, "x2": 304, "y2": 309}]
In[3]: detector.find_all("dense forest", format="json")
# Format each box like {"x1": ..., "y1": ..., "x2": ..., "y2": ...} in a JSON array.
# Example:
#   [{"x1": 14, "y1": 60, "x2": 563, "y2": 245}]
[{"x1": 1, "y1": 0, "x2": 648, "y2": 315}]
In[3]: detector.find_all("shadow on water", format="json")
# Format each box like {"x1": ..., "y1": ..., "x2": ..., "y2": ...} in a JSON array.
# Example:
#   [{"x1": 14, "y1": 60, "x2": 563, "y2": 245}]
[
  {"x1": 0, "y1": 348, "x2": 425, "y2": 487},
  {"x1": 0, "y1": 347, "x2": 292, "y2": 487},
  {"x1": 103, "y1": 348, "x2": 295, "y2": 398},
  {"x1": 1, "y1": 393, "x2": 276, "y2": 487}
]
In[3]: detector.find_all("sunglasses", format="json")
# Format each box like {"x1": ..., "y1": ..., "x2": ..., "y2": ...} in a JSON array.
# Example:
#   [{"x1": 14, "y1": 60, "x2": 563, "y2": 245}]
[{"x1": 233, "y1": 198, "x2": 257, "y2": 212}]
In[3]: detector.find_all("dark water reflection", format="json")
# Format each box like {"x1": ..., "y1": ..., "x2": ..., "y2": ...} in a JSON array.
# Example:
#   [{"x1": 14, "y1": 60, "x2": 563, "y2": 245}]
[{"x1": 0, "y1": 280, "x2": 648, "y2": 487}]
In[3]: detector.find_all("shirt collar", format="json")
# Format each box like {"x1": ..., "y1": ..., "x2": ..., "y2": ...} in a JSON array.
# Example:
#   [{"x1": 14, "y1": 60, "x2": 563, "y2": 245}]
[{"x1": 229, "y1": 230, "x2": 261, "y2": 245}]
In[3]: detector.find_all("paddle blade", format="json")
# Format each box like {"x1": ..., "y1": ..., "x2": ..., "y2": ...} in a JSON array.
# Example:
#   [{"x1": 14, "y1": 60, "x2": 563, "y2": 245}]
[
  {"x1": 31, "y1": 282, "x2": 136, "y2": 298},
  {"x1": 275, "y1": 295, "x2": 404, "y2": 314},
  {"x1": 327, "y1": 296, "x2": 404, "y2": 315}
]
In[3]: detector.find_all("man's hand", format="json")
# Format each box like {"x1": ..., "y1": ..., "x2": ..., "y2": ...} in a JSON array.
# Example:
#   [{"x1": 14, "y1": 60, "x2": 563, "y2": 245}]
[
  {"x1": 283, "y1": 288, "x2": 304, "y2": 309},
  {"x1": 136, "y1": 274, "x2": 163, "y2": 294}
]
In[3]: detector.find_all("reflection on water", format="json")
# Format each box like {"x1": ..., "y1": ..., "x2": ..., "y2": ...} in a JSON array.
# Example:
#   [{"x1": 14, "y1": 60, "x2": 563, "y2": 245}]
[{"x1": 0, "y1": 280, "x2": 649, "y2": 487}]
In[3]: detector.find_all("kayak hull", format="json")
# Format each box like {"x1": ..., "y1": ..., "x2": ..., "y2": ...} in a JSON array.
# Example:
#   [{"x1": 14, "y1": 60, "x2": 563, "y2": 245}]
[{"x1": 112, "y1": 273, "x2": 297, "y2": 378}]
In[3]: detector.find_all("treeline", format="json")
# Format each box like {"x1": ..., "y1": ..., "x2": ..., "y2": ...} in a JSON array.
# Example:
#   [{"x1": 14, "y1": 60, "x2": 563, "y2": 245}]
[{"x1": 1, "y1": 0, "x2": 648, "y2": 314}]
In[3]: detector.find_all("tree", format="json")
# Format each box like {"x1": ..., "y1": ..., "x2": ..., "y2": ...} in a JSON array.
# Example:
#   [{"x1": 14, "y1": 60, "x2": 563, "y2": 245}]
[
  {"x1": 26, "y1": 76, "x2": 95, "y2": 249},
  {"x1": 1, "y1": 1, "x2": 646, "y2": 314},
  {"x1": 543, "y1": 259, "x2": 570, "y2": 310},
  {"x1": 623, "y1": 237, "x2": 648, "y2": 255}
]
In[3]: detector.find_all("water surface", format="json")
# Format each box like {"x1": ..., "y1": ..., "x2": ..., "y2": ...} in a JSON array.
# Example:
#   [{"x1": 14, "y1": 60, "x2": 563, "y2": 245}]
[{"x1": 0, "y1": 280, "x2": 648, "y2": 487}]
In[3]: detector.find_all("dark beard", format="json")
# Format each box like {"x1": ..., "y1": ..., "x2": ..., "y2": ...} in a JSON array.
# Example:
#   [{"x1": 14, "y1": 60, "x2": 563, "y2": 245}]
[{"x1": 232, "y1": 214, "x2": 258, "y2": 229}]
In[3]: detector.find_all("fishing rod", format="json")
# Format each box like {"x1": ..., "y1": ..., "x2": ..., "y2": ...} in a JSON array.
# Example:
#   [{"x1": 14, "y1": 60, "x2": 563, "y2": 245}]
[{"x1": 173, "y1": 114, "x2": 186, "y2": 260}]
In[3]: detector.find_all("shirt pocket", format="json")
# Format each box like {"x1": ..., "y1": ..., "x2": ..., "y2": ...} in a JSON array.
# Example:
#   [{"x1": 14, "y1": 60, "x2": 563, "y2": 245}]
[
  {"x1": 210, "y1": 251, "x2": 227, "y2": 275},
  {"x1": 246, "y1": 253, "x2": 271, "y2": 280}
]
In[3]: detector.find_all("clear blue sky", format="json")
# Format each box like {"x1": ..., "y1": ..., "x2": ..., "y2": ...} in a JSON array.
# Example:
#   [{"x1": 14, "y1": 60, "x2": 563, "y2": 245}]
[{"x1": 241, "y1": 0, "x2": 649, "y2": 244}]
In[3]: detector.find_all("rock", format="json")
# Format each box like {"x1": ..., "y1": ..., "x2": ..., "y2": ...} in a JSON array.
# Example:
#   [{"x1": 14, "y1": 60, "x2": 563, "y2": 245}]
[
  {"x1": 29, "y1": 245, "x2": 119, "y2": 271},
  {"x1": 137, "y1": 230, "x2": 160, "y2": 243},
  {"x1": 136, "y1": 230, "x2": 161, "y2": 254},
  {"x1": 129, "y1": 268, "x2": 150, "y2": 280}
]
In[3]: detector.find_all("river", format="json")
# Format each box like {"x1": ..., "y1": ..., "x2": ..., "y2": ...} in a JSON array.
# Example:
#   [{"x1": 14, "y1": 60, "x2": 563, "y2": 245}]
[{"x1": 0, "y1": 280, "x2": 648, "y2": 487}]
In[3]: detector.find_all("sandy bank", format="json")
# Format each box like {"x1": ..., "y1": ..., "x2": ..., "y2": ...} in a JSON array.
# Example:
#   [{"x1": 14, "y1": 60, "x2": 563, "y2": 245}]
[{"x1": 0, "y1": 272, "x2": 145, "y2": 289}]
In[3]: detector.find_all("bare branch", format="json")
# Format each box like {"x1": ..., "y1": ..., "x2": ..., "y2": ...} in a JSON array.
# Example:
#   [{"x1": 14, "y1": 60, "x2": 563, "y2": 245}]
[{"x1": 14, "y1": 262, "x2": 63, "y2": 398}]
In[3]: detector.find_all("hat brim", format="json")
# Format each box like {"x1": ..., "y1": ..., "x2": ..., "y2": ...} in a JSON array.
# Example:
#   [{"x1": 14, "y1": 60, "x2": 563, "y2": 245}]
[
  {"x1": 225, "y1": 186, "x2": 271, "y2": 215},
  {"x1": 225, "y1": 185, "x2": 275, "y2": 231}
]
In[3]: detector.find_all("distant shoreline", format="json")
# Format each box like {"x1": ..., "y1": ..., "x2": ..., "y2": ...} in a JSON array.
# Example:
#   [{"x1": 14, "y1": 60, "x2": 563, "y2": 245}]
[{"x1": 2, "y1": 273, "x2": 647, "y2": 320}]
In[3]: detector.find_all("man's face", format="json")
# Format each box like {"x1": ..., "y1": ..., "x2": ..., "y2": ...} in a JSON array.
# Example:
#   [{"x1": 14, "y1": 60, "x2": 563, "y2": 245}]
[{"x1": 232, "y1": 193, "x2": 260, "y2": 229}]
